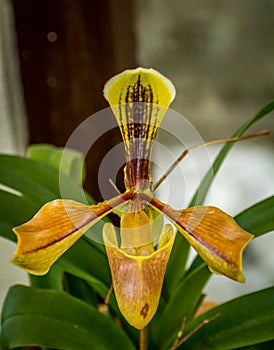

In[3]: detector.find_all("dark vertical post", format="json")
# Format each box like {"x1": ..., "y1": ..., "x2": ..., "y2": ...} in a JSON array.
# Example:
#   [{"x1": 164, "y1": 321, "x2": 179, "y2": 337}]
[{"x1": 12, "y1": 0, "x2": 136, "y2": 200}]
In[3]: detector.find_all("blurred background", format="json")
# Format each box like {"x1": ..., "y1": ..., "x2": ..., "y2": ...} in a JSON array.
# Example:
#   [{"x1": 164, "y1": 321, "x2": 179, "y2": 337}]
[{"x1": 1, "y1": 0, "x2": 274, "y2": 311}]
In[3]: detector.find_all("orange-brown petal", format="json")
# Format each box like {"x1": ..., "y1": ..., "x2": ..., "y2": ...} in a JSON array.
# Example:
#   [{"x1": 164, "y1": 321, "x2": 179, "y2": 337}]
[
  {"x1": 12, "y1": 193, "x2": 132, "y2": 275},
  {"x1": 176, "y1": 206, "x2": 253, "y2": 282},
  {"x1": 103, "y1": 222, "x2": 174, "y2": 329},
  {"x1": 140, "y1": 194, "x2": 253, "y2": 282}
]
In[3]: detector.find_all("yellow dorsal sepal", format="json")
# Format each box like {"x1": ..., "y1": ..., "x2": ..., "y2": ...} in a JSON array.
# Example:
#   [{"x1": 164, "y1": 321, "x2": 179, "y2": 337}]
[
  {"x1": 104, "y1": 67, "x2": 176, "y2": 191},
  {"x1": 104, "y1": 67, "x2": 175, "y2": 112},
  {"x1": 103, "y1": 67, "x2": 175, "y2": 145}
]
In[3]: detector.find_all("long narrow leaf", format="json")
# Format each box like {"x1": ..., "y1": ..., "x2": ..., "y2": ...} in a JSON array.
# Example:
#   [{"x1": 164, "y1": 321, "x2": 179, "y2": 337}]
[
  {"x1": 164, "y1": 232, "x2": 190, "y2": 298},
  {"x1": 0, "y1": 165, "x2": 57, "y2": 204},
  {"x1": 238, "y1": 340, "x2": 274, "y2": 349},
  {"x1": 27, "y1": 144, "x2": 86, "y2": 185},
  {"x1": 189, "y1": 100, "x2": 274, "y2": 207},
  {"x1": 1, "y1": 285, "x2": 135, "y2": 350},
  {"x1": 29, "y1": 265, "x2": 64, "y2": 291},
  {"x1": 53, "y1": 237, "x2": 112, "y2": 299},
  {"x1": 0, "y1": 154, "x2": 113, "y2": 298},
  {"x1": 181, "y1": 287, "x2": 274, "y2": 350},
  {"x1": 156, "y1": 264, "x2": 211, "y2": 349},
  {"x1": 235, "y1": 196, "x2": 274, "y2": 237},
  {"x1": 166, "y1": 102, "x2": 274, "y2": 299},
  {"x1": 64, "y1": 272, "x2": 98, "y2": 308},
  {"x1": 0, "y1": 190, "x2": 39, "y2": 241},
  {"x1": 0, "y1": 155, "x2": 92, "y2": 203}
]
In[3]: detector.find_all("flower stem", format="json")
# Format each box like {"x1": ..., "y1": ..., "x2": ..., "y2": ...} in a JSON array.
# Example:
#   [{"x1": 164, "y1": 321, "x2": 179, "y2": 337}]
[{"x1": 139, "y1": 327, "x2": 148, "y2": 350}]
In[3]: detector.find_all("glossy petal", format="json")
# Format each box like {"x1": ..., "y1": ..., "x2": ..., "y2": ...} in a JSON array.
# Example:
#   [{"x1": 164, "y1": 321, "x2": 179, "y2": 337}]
[
  {"x1": 103, "y1": 222, "x2": 174, "y2": 329},
  {"x1": 12, "y1": 193, "x2": 133, "y2": 275},
  {"x1": 140, "y1": 194, "x2": 254, "y2": 282},
  {"x1": 176, "y1": 206, "x2": 253, "y2": 282}
]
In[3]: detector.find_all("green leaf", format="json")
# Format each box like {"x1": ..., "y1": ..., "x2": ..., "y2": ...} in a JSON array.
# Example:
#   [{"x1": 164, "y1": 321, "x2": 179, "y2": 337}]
[
  {"x1": 57, "y1": 236, "x2": 111, "y2": 290},
  {"x1": 57, "y1": 237, "x2": 111, "y2": 285},
  {"x1": 181, "y1": 287, "x2": 274, "y2": 350},
  {"x1": 184, "y1": 255, "x2": 205, "y2": 278},
  {"x1": 1, "y1": 285, "x2": 135, "y2": 350},
  {"x1": 163, "y1": 232, "x2": 190, "y2": 298},
  {"x1": 58, "y1": 249, "x2": 122, "y2": 322},
  {"x1": 238, "y1": 340, "x2": 274, "y2": 349},
  {"x1": 0, "y1": 155, "x2": 92, "y2": 204},
  {"x1": 27, "y1": 144, "x2": 86, "y2": 185},
  {"x1": 156, "y1": 263, "x2": 211, "y2": 349},
  {"x1": 0, "y1": 194, "x2": 112, "y2": 304},
  {"x1": 0, "y1": 165, "x2": 57, "y2": 205},
  {"x1": 64, "y1": 273, "x2": 98, "y2": 308},
  {"x1": 235, "y1": 196, "x2": 274, "y2": 237},
  {"x1": 0, "y1": 156, "x2": 93, "y2": 244},
  {"x1": 170, "y1": 101, "x2": 274, "y2": 298},
  {"x1": 29, "y1": 265, "x2": 64, "y2": 291},
  {"x1": 189, "y1": 100, "x2": 274, "y2": 207},
  {"x1": 0, "y1": 154, "x2": 112, "y2": 297},
  {"x1": 0, "y1": 189, "x2": 39, "y2": 241},
  {"x1": 27, "y1": 144, "x2": 57, "y2": 164},
  {"x1": 54, "y1": 235, "x2": 123, "y2": 317}
]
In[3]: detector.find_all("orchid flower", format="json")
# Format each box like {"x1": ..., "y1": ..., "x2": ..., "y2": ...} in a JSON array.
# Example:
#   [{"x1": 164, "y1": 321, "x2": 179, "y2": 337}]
[{"x1": 12, "y1": 68, "x2": 253, "y2": 330}]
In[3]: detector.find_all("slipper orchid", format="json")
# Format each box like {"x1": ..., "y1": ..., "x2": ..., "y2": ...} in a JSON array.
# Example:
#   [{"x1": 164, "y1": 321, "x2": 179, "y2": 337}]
[{"x1": 12, "y1": 67, "x2": 253, "y2": 329}]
